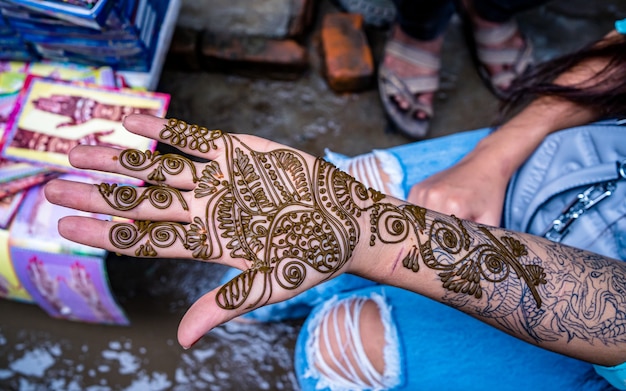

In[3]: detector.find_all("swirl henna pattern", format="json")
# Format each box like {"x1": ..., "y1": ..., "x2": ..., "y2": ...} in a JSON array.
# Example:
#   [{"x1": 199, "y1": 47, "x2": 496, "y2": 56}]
[
  {"x1": 105, "y1": 119, "x2": 362, "y2": 311},
  {"x1": 98, "y1": 119, "x2": 546, "y2": 319}
]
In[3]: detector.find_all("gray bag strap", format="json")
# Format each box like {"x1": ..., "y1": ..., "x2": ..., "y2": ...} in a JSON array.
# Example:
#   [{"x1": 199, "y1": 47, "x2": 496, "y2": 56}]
[{"x1": 503, "y1": 119, "x2": 626, "y2": 237}]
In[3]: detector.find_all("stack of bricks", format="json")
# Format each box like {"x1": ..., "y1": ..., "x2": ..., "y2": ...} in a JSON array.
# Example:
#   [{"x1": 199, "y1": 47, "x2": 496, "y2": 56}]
[
  {"x1": 166, "y1": 0, "x2": 313, "y2": 79},
  {"x1": 165, "y1": 0, "x2": 376, "y2": 92}
]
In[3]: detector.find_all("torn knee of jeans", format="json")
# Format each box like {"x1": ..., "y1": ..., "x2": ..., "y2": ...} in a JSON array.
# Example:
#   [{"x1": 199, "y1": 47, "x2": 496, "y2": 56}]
[
  {"x1": 303, "y1": 294, "x2": 402, "y2": 390},
  {"x1": 323, "y1": 149, "x2": 406, "y2": 200}
]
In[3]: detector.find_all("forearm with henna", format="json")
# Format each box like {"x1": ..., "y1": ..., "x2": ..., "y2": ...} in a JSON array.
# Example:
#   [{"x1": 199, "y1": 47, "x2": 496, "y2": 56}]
[
  {"x1": 47, "y1": 116, "x2": 626, "y2": 363},
  {"x1": 361, "y1": 206, "x2": 626, "y2": 367}
]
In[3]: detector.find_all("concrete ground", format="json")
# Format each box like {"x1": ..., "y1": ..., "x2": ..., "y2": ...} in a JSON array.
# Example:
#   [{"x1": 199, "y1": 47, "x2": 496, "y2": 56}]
[{"x1": 0, "y1": 1, "x2": 625, "y2": 390}]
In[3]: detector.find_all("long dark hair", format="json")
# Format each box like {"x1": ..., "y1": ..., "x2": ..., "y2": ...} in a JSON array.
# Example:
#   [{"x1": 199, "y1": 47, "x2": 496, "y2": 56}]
[{"x1": 502, "y1": 32, "x2": 626, "y2": 119}]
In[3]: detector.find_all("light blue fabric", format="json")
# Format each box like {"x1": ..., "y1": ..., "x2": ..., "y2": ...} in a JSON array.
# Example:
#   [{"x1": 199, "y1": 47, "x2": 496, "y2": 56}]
[
  {"x1": 326, "y1": 128, "x2": 492, "y2": 200},
  {"x1": 616, "y1": 18, "x2": 626, "y2": 34},
  {"x1": 376, "y1": 128, "x2": 492, "y2": 199},
  {"x1": 295, "y1": 286, "x2": 612, "y2": 391},
  {"x1": 595, "y1": 361, "x2": 626, "y2": 390}
]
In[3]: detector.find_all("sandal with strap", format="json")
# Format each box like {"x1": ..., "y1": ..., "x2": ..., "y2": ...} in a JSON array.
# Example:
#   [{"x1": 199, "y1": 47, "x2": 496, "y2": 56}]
[
  {"x1": 462, "y1": 16, "x2": 534, "y2": 98},
  {"x1": 378, "y1": 40, "x2": 441, "y2": 139}
]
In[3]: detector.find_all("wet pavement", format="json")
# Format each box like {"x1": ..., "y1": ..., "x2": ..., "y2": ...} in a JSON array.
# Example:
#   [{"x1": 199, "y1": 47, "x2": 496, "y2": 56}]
[{"x1": 1, "y1": 0, "x2": 625, "y2": 390}]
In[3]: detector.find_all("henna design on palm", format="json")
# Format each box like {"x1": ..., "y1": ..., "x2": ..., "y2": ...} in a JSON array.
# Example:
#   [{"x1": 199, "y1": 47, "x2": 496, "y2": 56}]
[
  {"x1": 105, "y1": 119, "x2": 364, "y2": 311},
  {"x1": 99, "y1": 118, "x2": 547, "y2": 315}
]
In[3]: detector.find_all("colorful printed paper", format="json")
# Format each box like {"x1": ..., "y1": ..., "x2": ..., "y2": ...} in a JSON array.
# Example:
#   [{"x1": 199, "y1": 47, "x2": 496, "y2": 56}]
[
  {"x1": 7, "y1": 175, "x2": 129, "y2": 324},
  {"x1": 0, "y1": 59, "x2": 170, "y2": 325},
  {"x1": 1, "y1": 75, "x2": 169, "y2": 184}
]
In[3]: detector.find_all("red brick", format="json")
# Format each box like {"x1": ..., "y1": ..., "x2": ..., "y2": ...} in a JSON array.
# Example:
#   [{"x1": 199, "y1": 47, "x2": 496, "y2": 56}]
[
  {"x1": 200, "y1": 32, "x2": 308, "y2": 79},
  {"x1": 320, "y1": 13, "x2": 374, "y2": 92}
]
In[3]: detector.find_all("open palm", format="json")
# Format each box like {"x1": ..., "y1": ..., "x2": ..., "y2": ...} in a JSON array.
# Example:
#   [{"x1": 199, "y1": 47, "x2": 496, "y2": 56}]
[{"x1": 45, "y1": 114, "x2": 371, "y2": 347}]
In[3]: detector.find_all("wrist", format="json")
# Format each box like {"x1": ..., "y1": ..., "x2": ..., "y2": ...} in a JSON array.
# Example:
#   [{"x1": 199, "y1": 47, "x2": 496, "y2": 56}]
[{"x1": 345, "y1": 194, "x2": 418, "y2": 281}]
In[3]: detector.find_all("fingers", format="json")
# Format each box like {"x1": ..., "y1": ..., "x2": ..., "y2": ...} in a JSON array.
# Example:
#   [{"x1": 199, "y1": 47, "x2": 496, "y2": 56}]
[
  {"x1": 178, "y1": 284, "x2": 265, "y2": 349},
  {"x1": 123, "y1": 115, "x2": 227, "y2": 161},
  {"x1": 57, "y1": 216, "x2": 197, "y2": 259},
  {"x1": 69, "y1": 145, "x2": 202, "y2": 190},
  {"x1": 45, "y1": 179, "x2": 193, "y2": 222},
  {"x1": 122, "y1": 114, "x2": 296, "y2": 162}
]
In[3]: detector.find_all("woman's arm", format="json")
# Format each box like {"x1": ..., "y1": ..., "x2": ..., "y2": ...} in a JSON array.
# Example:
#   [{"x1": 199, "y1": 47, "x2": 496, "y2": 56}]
[
  {"x1": 408, "y1": 31, "x2": 625, "y2": 226},
  {"x1": 46, "y1": 114, "x2": 626, "y2": 367}
]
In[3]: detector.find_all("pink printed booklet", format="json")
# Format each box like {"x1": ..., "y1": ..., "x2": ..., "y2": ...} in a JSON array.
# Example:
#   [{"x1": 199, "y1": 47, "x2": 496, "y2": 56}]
[
  {"x1": 0, "y1": 65, "x2": 170, "y2": 326},
  {"x1": 1, "y1": 75, "x2": 170, "y2": 185}
]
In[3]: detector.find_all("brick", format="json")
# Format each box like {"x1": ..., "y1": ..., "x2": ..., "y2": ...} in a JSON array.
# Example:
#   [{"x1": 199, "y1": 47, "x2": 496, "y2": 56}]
[
  {"x1": 200, "y1": 32, "x2": 308, "y2": 79},
  {"x1": 320, "y1": 13, "x2": 374, "y2": 92},
  {"x1": 165, "y1": 27, "x2": 201, "y2": 70}
]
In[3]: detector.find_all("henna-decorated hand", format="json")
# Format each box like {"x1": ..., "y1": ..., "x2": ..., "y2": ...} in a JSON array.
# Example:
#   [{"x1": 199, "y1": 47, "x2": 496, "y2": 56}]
[{"x1": 45, "y1": 114, "x2": 378, "y2": 348}]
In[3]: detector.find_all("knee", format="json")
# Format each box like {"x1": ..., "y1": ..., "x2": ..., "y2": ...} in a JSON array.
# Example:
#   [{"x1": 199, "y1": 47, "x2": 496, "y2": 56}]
[{"x1": 302, "y1": 295, "x2": 401, "y2": 390}]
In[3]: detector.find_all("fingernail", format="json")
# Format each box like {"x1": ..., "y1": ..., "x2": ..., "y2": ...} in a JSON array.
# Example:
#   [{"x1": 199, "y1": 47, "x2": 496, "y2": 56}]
[{"x1": 182, "y1": 337, "x2": 200, "y2": 350}]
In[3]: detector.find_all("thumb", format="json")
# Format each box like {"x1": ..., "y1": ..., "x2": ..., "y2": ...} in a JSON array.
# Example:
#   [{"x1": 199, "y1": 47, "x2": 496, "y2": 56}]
[
  {"x1": 178, "y1": 287, "x2": 243, "y2": 349},
  {"x1": 177, "y1": 269, "x2": 273, "y2": 348}
]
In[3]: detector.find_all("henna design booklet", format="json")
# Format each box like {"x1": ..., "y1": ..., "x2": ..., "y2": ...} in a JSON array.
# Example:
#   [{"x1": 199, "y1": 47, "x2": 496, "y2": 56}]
[
  {"x1": 1, "y1": 75, "x2": 169, "y2": 184},
  {"x1": 0, "y1": 68, "x2": 169, "y2": 325}
]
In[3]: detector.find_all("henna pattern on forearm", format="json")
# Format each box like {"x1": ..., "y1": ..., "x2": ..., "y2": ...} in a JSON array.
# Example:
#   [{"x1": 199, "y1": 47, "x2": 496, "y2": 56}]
[{"x1": 403, "y1": 215, "x2": 546, "y2": 307}]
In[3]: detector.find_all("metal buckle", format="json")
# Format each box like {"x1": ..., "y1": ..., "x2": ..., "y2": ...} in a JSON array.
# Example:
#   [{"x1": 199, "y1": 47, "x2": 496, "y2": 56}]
[
  {"x1": 543, "y1": 159, "x2": 626, "y2": 242},
  {"x1": 543, "y1": 181, "x2": 616, "y2": 242}
]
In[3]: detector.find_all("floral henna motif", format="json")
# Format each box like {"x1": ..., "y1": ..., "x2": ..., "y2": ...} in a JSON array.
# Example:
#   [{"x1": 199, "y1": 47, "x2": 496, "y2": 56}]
[
  {"x1": 105, "y1": 119, "x2": 363, "y2": 311},
  {"x1": 104, "y1": 118, "x2": 548, "y2": 317},
  {"x1": 400, "y1": 214, "x2": 546, "y2": 310}
]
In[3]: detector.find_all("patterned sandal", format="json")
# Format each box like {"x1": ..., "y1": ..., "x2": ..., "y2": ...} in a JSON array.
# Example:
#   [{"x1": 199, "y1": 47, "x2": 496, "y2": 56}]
[
  {"x1": 377, "y1": 40, "x2": 441, "y2": 139},
  {"x1": 466, "y1": 19, "x2": 534, "y2": 98}
]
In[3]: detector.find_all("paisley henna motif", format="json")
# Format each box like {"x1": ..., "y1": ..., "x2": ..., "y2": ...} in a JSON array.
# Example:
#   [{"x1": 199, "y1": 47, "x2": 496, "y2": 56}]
[
  {"x1": 104, "y1": 118, "x2": 547, "y2": 315},
  {"x1": 107, "y1": 119, "x2": 361, "y2": 311}
]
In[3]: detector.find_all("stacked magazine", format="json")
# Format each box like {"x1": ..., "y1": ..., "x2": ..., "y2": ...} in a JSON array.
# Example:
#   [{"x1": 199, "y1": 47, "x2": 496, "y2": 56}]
[
  {"x1": 0, "y1": 61, "x2": 169, "y2": 324},
  {"x1": 0, "y1": 0, "x2": 174, "y2": 72}
]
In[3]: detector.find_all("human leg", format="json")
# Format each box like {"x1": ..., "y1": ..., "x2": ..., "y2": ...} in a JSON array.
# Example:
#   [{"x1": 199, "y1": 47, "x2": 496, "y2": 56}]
[
  {"x1": 296, "y1": 285, "x2": 612, "y2": 390},
  {"x1": 458, "y1": 0, "x2": 548, "y2": 96},
  {"x1": 378, "y1": 1, "x2": 455, "y2": 139}
]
